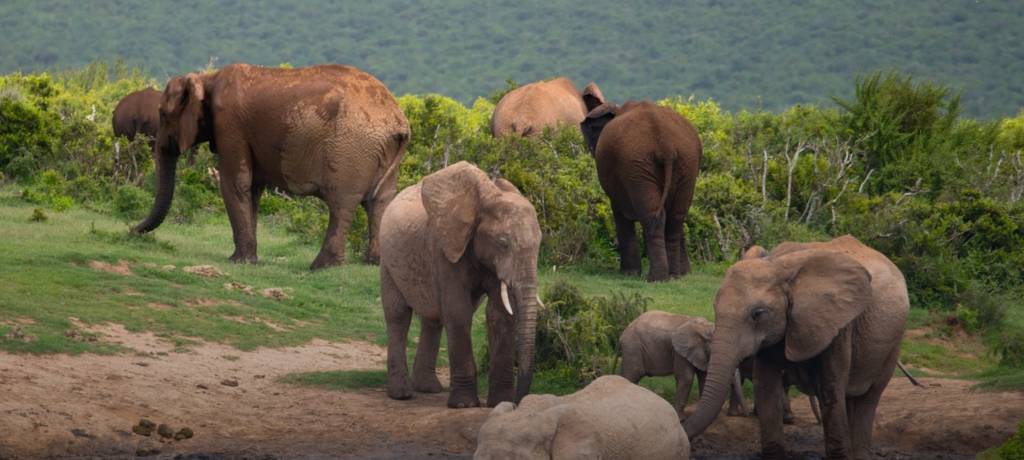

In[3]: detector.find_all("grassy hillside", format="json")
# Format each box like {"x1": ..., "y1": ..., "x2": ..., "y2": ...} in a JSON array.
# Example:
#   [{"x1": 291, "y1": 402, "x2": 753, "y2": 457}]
[{"x1": 1, "y1": 0, "x2": 1022, "y2": 117}]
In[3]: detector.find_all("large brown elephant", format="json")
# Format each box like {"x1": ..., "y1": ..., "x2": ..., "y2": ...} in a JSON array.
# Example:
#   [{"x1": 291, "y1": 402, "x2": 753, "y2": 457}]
[
  {"x1": 490, "y1": 77, "x2": 604, "y2": 137},
  {"x1": 132, "y1": 64, "x2": 410, "y2": 269},
  {"x1": 379, "y1": 161, "x2": 542, "y2": 408},
  {"x1": 580, "y1": 100, "x2": 702, "y2": 282},
  {"x1": 683, "y1": 235, "x2": 909, "y2": 460},
  {"x1": 112, "y1": 88, "x2": 161, "y2": 151}
]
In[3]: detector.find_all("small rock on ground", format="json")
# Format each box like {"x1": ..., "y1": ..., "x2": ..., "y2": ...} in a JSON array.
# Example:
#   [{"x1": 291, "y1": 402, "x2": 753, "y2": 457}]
[{"x1": 132, "y1": 419, "x2": 156, "y2": 437}]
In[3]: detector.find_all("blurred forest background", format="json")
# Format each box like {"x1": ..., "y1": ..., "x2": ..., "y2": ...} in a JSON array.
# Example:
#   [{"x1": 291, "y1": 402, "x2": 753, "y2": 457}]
[{"x1": 1, "y1": 0, "x2": 1022, "y2": 117}]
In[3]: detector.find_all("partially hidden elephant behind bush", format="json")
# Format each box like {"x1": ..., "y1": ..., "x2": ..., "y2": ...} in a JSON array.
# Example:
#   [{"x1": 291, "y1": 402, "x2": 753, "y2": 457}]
[
  {"x1": 112, "y1": 88, "x2": 161, "y2": 152},
  {"x1": 380, "y1": 161, "x2": 542, "y2": 408},
  {"x1": 491, "y1": 77, "x2": 604, "y2": 137},
  {"x1": 684, "y1": 235, "x2": 910, "y2": 460},
  {"x1": 474, "y1": 375, "x2": 690, "y2": 460},
  {"x1": 133, "y1": 63, "x2": 410, "y2": 269},
  {"x1": 581, "y1": 98, "x2": 702, "y2": 282}
]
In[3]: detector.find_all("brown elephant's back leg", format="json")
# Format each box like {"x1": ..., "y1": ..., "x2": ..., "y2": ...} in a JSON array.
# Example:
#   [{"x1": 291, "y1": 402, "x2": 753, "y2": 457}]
[
  {"x1": 624, "y1": 177, "x2": 670, "y2": 282},
  {"x1": 612, "y1": 209, "x2": 642, "y2": 276},
  {"x1": 847, "y1": 347, "x2": 898, "y2": 459},
  {"x1": 411, "y1": 316, "x2": 444, "y2": 394},
  {"x1": 382, "y1": 267, "x2": 414, "y2": 400},
  {"x1": 310, "y1": 191, "x2": 362, "y2": 270},
  {"x1": 665, "y1": 167, "x2": 697, "y2": 278},
  {"x1": 217, "y1": 142, "x2": 259, "y2": 264}
]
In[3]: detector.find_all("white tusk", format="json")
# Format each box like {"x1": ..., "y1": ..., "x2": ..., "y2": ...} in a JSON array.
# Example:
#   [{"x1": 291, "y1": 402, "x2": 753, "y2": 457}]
[
  {"x1": 536, "y1": 295, "x2": 545, "y2": 310},
  {"x1": 501, "y1": 282, "x2": 513, "y2": 316}
]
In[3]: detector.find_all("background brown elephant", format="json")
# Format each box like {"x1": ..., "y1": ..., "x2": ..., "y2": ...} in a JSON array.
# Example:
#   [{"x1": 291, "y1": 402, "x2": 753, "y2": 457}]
[
  {"x1": 618, "y1": 311, "x2": 746, "y2": 419},
  {"x1": 379, "y1": 161, "x2": 542, "y2": 408},
  {"x1": 683, "y1": 235, "x2": 909, "y2": 460},
  {"x1": 580, "y1": 100, "x2": 702, "y2": 281},
  {"x1": 112, "y1": 88, "x2": 161, "y2": 151},
  {"x1": 132, "y1": 64, "x2": 410, "y2": 269},
  {"x1": 474, "y1": 375, "x2": 690, "y2": 460},
  {"x1": 490, "y1": 77, "x2": 604, "y2": 137}
]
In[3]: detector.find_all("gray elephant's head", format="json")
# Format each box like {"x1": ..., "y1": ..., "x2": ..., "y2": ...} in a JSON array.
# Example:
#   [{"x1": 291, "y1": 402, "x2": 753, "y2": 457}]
[
  {"x1": 421, "y1": 162, "x2": 543, "y2": 401},
  {"x1": 134, "y1": 72, "x2": 212, "y2": 234},
  {"x1": 683, "y1": 247, "x2": 872, "y2": 437},
  {"x1": 672, "y1": 318, "x2": 714, "y2": 371},
  {"x1": 474, "y1": 399, "x2": 601, "y2": 460}
]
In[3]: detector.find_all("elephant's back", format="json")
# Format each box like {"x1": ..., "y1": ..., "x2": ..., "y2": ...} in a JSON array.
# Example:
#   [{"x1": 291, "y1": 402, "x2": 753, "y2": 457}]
[
  {"x1": 491, "y1": 77, "x2": 585, "y2": 136},
  {"x1": 599, "y1": 102, "x2": 702, "y2": 164},
  {"x1": 113, "y1": 88, "x2": 162, "y2": 137}
]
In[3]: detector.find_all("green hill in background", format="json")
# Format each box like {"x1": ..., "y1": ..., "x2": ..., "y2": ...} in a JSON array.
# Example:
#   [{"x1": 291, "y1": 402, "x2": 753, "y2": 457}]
[{"x1": 2, "y1": 0, "x2": 1022, "y2": 117}]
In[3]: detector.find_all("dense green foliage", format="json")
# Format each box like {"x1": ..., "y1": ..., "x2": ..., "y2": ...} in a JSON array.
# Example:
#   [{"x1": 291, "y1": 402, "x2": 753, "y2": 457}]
[
  {"x1": 2, "y1": 1, "x2": 1023, "y2": 117},
  {"x1": 982, "y1": 420, "x2": 1024, "y2": 460}
]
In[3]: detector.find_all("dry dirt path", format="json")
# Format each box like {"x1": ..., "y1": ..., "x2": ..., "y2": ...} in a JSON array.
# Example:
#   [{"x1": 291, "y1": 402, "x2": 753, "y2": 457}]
[{"x1": 0, "y1": 323, "x2": 1021, "y2": 459}]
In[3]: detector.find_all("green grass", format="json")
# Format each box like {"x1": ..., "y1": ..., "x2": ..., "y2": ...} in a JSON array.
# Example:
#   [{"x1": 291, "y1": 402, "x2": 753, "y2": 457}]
[{"x1": 279, "y1": 370, "x2": 389, "y2": 391}]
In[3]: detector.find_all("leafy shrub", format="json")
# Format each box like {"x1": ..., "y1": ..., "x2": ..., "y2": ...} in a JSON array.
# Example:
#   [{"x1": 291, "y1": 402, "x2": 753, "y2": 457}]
[
  {"x1": 983, "y1": 419, "x2": 1024, "y2": 460},
  {"x1": 20, "y1": 170, "x2": 73, "y2": 211},
  {"x1": 113, "y1": 185, "x2": 152, "y2": 221},
  {"x1": 29, "y1": 208, "x2": 47, "y2": 222},
  {"x1": 991, "y1": 329, "x2": 1024, "y2": 369}
]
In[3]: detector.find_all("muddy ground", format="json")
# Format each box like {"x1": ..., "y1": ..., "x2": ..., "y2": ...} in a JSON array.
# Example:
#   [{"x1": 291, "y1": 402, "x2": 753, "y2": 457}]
[{"x1": 0, "y1": 323, "x2": 1021, "y2": 459}]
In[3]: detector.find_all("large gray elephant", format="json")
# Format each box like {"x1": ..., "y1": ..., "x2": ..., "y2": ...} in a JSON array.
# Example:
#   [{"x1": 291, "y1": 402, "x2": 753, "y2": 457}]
[
  {"x1": 490, "y1": 77, "x2": 604, "y2": 137},
  {"x1": 683, "y1": 235, "x2": 909, "y2": 460},
  {"x1": 618, "y1": 311, "x2": 746, "y2": 419},
  {"x1": 132, "y1": 64, "x2": 410, "y2": 269},
  {"x1": 379, "y1": 161, "x2": 542, "y2": 408},
  {"x1": 474, "y1": 375, "x2": 690, "y2": 460}
]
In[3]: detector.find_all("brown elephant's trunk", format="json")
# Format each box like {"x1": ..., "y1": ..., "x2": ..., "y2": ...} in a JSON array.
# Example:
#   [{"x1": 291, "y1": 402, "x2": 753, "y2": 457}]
[
  {"x1": 683, "y1": 329, "x2": 741, "y2": 438},
  {"x1": 132, "y1": 144, "x2": 179, "y2": 234},
  {"x1": 514, "y1": 273, "x2": 539, "y2": 403}
]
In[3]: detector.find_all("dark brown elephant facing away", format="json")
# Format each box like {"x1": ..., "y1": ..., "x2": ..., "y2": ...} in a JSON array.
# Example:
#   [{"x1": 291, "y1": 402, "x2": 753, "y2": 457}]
[
  {"x1": 379, "y1": 162, "x2": 542, "y2": 409},
  {"x1": 132, "y1": 64, "x2": 410, "y2": 269},
  {"x1": 112, "y1": 88, "x2": 162, "y2": 151},
  {"x1": 581, "y1": 99, "x2": 702, "y2": 282},
  {"x1": 491, "y1": 77, "x2": 604, "y2": 137}
]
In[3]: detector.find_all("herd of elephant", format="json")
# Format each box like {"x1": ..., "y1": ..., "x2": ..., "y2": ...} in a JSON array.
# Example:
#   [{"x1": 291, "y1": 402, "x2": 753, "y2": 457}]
[{"x1": 114, "y1": 64, "x2": 912, "y2": 459}]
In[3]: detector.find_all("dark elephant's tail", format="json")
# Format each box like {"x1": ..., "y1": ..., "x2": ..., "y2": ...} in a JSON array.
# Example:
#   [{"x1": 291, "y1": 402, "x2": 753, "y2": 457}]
[{"x1": 897, "y1": 360, "x2": 924, "y2": 387}]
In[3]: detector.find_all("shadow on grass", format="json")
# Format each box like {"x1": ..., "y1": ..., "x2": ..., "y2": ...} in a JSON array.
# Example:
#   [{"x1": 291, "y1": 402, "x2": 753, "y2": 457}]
[{"x1": 279, "y1": 369, "x2": 388, "y2": 390}]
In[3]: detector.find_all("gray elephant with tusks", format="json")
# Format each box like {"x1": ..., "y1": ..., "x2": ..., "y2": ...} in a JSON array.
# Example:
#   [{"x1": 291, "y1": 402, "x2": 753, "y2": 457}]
[
  {"x1": 474, "y1": 375, "x2": 690, "y2": 460},
  {"x1": 380, "y1": 161, "x2": 542, "y2": 408}
]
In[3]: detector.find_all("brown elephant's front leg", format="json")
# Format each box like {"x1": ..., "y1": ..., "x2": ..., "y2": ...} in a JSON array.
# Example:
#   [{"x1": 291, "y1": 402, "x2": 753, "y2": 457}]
[
  {"x1": 218, "y1": 156, "x2": 258, "y2": 264},
  {"x1": 485, "y1": 292, "x2": 515, "y2": 406},
  {"x1": 754, "y1": 354, "x2": 787, "y2": 460},
  {"x1": 727, "y1": 369, "x2": 747, "y2": 416},
  {"x1": 443, "y1": 295, "x2": 481, "y2": 409},
  {"x1": 613, "y1": 209, "x2": 641, "y2": 276},
  {"x1": 641, "y1": 212, "x2": 669, "y2": 282},
  {"x1": 311, "y1": 192, "x2": 361, "y2": 270},
  {"x1": 819, "y1": 329, "x2": 854, "y2": 459},
  {"x1": 673, "y1": 356, "x2": 696, "y2": 420}
]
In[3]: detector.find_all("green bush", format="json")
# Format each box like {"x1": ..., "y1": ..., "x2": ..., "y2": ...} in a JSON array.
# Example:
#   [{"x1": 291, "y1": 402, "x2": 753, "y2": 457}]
[
  {"x1": 984, "y1": 420, "x2": 1024, "y2": 460},
  {"x1": 113, "y1": 185, "x2": 152, "y2": 221},
  {"x1": 20, "y1": 170, "x2": 73, "y2": 211}
]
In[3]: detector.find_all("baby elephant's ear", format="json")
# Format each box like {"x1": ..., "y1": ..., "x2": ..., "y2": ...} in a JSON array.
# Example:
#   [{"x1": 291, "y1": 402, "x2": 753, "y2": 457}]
[
  {"x1": 671, "y1": 320, "x2": 713, "y2": 371},
  {"x1": 421, "y1": 161, "x2": 493, "y2": 264}
]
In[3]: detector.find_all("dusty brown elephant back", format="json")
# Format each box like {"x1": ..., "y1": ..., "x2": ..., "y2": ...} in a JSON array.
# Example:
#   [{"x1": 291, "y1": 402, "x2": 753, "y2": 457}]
[
  {"x1": 112, "y1": 87, "x2": 162, "y2": 142},
  {"x1": 491, "y1": 77, "x2": 589, "y2": 137},
  {"x1": 595, "y1": 102, "x2": 702, "y2": 176}
]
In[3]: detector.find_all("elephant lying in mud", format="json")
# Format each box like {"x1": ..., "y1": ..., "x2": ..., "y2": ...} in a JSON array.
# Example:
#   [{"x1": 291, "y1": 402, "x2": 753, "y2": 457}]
[
  {"x1": 380, "y1": 162, "x2": 542, "y2": 408},
  {"x1": 684, "y1": 236, "x2": 910, "y2": 460},
  {"x1": 491, "y1": 77, "x2": 604, "y2": 137},
  {"x1": 474, "y1": 375, "x2": 690, "y2": 460},
  {"x1": 133, "y1": 63, "x2": 410, "y2": 269}
]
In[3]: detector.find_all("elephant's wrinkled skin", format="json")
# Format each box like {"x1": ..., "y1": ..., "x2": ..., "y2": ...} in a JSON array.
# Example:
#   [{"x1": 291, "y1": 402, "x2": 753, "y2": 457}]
[
  {"x1": 133, "y1": 64, "x2": 410, "y2": 269},
  {"x1": 581, "y1": 100, "x2": 702, "y2": 282},
  {"x1": 112, "y1": 88, "x2": 162, "y2": 152},
  {"x1": 684, "y1": 235, "x2": 909, "y2": 460},
  {"x1": 491, "y1": 77, "x2": 604, "y2": 137},
  {"x1": 379, "y1": 162, "x2": 542, "y2": 408},
  {"x1": 474, "y1": 375, "x2": 690, "y2": 460},
  {"x1": 619, "y1": 311, "x2": 747, "y2": 419}
]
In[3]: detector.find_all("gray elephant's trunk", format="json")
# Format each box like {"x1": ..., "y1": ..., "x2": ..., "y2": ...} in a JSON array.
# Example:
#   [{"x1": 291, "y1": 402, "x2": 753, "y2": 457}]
[
  {"x1": 683, "y1": 329, "x2": 741, "y2": 438},
  {"x1": 514, "y1": 271, "x2": 539, "y2": 403},
  {"x1": 132, "y1": 143, "x2": 179, "y2": 234}
]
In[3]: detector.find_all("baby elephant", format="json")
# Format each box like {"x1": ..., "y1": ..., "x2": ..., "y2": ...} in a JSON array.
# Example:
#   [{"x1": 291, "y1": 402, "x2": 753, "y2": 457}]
[
  {"x1": 619, "y1": 311, "x2": 746, "y2": 419},
  {"x1": 474, "y1": 375, "x2": 690, "y2": 460}
]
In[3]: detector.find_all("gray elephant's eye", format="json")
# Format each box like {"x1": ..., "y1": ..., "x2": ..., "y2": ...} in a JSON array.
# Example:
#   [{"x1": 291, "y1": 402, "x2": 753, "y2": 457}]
[
  {"x1": 750, "y1": 307, "x2": 768, "y2": 321},
  {"x1": 497, "y1": 236, "x2": 511, "y2": 249}
]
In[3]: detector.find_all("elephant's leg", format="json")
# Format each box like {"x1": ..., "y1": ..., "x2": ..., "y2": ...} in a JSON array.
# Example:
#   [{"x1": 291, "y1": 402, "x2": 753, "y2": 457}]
[
  {"x1": 641, "y1": 211, "x2": 669, "y2": 282},
  {"x1": 619, "y1": 343, "x2": 645, "y2": 383},
  {"x1": 847, "y1": 353, "x2": 896, "y2": 460},
  {"x1": 612, "y1": 209, "x2": 641, "y2": 276},
  {"x1": 782, "y1": 385, "x2": 796, "y2": 424},
  {"x1": 819, "y1": 330, "x2": 854, "y2": 459},
  {"x1": 311, "y1": 192, "x2": 362, "y2": 270},
  {"x1": 411, "y1": 316, "x2": 444, "y2": 393},
  {"x1": 665, "y1": 212, "x2": 689, "y2": 278},
  {"x1": 218, "y1": 154, "x2": 258, "y2": 264},
  {"x1": 249, "y1": 180, "x2": 266, "y2": 239},
  {"x1": 443, "y1": 296, "x2": 480, "y2": 409},
  {"x1": 727, "y1": 368, "x2": 747, "y2": 416},
  {"x1": 362, "y1": 169, "x2": 397, "y2": 266},
  {"x1": 381, "y1": 268, "x2": 413, "y2": 400},
  {"x1": 754, "y1": 355, "x2": 787, "y2": 460},
  {"x1": 485, "y1": 291, "x2": 516, "y2": 406},
  {"x1": 673, "y1": 358, "x2": 696, "y2": 420}
]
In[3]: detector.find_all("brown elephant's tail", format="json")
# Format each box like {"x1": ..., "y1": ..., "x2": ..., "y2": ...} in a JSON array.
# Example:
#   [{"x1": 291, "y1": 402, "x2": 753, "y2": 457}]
[{"x1": 897, "y1": 360, "x2": 924, "y2": 387}]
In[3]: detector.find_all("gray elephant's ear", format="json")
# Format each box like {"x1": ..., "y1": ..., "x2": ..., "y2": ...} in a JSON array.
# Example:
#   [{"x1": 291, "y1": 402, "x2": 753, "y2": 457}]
[
  {"x1": 421, "y1": 161, "x2": 493, "y2": 264},
  {"x1": 165, "y1": 73, "x2": 205, "y2": 151},
  {"x1": 671, "y1": 319, "x2": 713, "y2": 371},
  {"x1": 548, "y1": 405, "x2": 603, "y2": 460},
  {"x1": 783, "y1": 251, "x2": 872, "y2": 362}
]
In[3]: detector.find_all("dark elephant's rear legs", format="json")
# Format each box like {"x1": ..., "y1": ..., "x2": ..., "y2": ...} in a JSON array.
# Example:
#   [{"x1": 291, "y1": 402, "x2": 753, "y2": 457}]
[
  {"x1": 613, "y1": 210, "x2": 642, "y2": 277},
  {"x1": 665, "y1": 213, "x2": 690, "y2": 278},
  {"x1": 642, "y1": 212, "x2": 669, "y2": 282},
  {"x1": 311, "y1": 192, "x2": 361, "y2": 270}
]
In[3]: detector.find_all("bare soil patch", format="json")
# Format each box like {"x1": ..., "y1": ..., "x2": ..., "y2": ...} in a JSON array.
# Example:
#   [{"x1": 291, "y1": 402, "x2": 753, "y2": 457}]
[
  {"x1": 0, "y1": 325, "x2": 1019, "y2": 459},
  {"x1": 89, "y1": 260, "x2": 133, "y2": 276}
]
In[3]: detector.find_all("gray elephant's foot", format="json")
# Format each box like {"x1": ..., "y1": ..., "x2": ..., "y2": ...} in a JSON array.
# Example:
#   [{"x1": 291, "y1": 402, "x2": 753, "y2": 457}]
[
  {"x1": 309, "y1": 252, "x2": 344, "y2": 270},
  {"x1": 783, "y1": 412, "x2": 795, "y2": 425},
  {"x1": 387, "y1": 376, "x2": 414, "y2": 400},
  {"x1": 727, "y1": 406, "x2": 746, "y2": 417},
  {"x1": 646, "y1": 271, "x2": 670, "y2": 283},
  {"x1": 447, "y1": 387, "x2": 480, "y2": 409},
  {"x1": 229, "y1": 251, "x2": 258, "y2": 264},
  {"x1": 412, "y1": 373, "x2": 444, "y2": 393},
  {"x1": 486, "y1": 387, "x2": 515, "y2": 407}
]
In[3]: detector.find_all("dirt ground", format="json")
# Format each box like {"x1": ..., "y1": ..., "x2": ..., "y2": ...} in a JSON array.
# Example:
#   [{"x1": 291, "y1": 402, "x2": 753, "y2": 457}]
[{"x1": 0, "y1": 323, "x2": 1021, "y2": 459}]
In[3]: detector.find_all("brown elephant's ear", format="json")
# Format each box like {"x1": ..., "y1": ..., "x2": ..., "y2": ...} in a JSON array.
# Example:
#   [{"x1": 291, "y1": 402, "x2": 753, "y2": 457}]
[
  {"x1": 582, "y1": 82, "x2": 605, "y2": 112},
  {"x1": 421, "y1": 161, "x2": 494, "y2": 264},
  {"x1": 742, "y1": 245, "x2": 768, "y2": 260},
  {"x1": 168, "y1": 73, "x2": 206, "y2": 151},
  {"x1": 493, "y1": 177, "x2": 520, "y2": 194},
  {"x1": 671, "y1": 319, "x2": 713, "y2": 371},
  {"x1": 782, "y1": 251, "x2": 872, "y2": 362}
]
